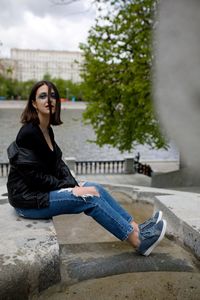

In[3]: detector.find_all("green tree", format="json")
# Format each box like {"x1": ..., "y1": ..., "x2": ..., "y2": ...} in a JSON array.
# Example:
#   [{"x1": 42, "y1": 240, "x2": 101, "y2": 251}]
[
  {"x1": 0, "y1": 75, "x2": 9, "y2": 97},
  {"x1": 20, "y1": 80, "x2": 36, "y2": 99},
  {"x1": 43, "y1": 74, "x2": 84, "y2": 100},
  {"x1": 0, "y1": 72, "x2": 84, "y2": 101},
  {"x1": 80, "y1": 0, "x2": 166, "y2": 152}
]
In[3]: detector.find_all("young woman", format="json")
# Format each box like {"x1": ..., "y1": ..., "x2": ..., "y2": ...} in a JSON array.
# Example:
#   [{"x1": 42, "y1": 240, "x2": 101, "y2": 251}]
[{"x1": 7, "y1": 80, "x2": 166, "y2": 256}]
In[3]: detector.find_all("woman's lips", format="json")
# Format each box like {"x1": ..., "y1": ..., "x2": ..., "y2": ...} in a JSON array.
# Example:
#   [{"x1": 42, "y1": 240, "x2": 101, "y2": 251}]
[{"x1": 45, "y1": 105, "x2": 54, "y2": 108}]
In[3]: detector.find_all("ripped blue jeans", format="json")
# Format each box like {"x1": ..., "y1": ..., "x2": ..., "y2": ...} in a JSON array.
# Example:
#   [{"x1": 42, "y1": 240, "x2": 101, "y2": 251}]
[{"x1": 15, "y1": 182, "x2": 133, "y2": 241}]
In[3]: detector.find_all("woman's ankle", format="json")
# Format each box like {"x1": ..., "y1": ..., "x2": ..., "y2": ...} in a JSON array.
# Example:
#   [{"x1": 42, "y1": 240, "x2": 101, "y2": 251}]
[
  {"x1": 127, "y1": 229, "x2": 140, "y2": 248},
  {"x1": 131, "y1": 220, "x2": 139, "y2": 232}
]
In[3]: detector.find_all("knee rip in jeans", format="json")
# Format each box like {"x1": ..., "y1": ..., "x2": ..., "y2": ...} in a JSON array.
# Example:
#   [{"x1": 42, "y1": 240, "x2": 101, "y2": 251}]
[
  {"x1": 72, "y1": 188, "x2": 100, "y2": 200},
  {"x1": 57, "y1": 187, "x2": 99, "y2": 200}
]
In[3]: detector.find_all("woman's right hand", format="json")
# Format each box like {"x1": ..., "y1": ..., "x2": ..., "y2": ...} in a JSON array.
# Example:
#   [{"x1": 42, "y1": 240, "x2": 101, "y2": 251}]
[{"x1": 72, "y1": 186, "x2": 100, "y2": 197}]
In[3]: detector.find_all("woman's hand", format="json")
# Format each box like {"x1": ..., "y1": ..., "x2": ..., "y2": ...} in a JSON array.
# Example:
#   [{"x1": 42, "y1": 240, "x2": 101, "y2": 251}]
[{"x1": 72, "y1": 186, "x2": 100, "y2": 197}]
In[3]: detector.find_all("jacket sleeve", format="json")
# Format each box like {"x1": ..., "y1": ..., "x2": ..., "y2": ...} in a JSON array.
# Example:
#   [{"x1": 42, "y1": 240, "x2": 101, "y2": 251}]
[
  {"x1": 16, "y1": 164, "x2": 77, "y2": 191},
  {"x1": 56, "y1": 159, "x2": 79, "y2": 186}
]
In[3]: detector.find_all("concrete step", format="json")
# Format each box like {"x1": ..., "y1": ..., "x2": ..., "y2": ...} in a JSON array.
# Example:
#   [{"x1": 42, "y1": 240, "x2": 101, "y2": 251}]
[{"x1": 53, "y1": 210, "x2": 200, "y2": 286}]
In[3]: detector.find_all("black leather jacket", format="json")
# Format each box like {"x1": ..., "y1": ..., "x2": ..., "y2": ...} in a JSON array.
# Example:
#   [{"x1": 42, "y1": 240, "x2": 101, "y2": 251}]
[{"x1": 7, "y1": 141, "x2": 78, "y2": 209}]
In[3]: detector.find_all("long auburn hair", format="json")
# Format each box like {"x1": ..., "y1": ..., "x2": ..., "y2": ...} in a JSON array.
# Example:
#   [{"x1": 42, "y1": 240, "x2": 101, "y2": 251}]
[{"x1": 21, "y1": 80, "x2": 63, "y2": 125}]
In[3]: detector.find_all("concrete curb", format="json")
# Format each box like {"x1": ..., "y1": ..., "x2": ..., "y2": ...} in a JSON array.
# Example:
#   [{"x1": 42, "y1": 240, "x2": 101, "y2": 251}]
[{"x1": 0, "y1": 100, "x2": 86, "y2": 110}]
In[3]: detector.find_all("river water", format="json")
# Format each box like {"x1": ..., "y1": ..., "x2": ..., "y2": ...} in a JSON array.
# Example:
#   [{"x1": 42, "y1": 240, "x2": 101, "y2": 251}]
[{"x1": 0, "y1": 108, "x2": 179, "y2": 163}]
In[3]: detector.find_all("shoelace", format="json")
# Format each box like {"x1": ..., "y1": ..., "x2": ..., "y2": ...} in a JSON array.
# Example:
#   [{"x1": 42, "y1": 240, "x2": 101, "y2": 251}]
[
  {"x1": 140, "y1": 218, "x2": 154, "y2": 228},
  {"x1": 139, "y1": 227, "x2": 159, "y2": 240}
]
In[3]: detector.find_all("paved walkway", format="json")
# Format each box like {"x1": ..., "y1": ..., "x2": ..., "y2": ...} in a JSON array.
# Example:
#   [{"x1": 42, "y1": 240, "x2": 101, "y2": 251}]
[{"x1": 0, "y1": 100, "x2": 86, "y2": 110}]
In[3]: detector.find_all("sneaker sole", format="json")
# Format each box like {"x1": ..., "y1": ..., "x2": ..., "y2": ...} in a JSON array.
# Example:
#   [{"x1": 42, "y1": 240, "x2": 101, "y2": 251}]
[
  {"x1": 143, "y1": 219, "x2": 167, "y2": 256},
  {"x1": 156, "y1": 211, "x2": 163, "y2": 224}
]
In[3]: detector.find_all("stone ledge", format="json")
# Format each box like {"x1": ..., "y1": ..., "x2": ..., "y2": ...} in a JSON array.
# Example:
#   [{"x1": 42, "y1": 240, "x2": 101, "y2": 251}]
[
  {"x1": 154, "y1": 193, "x2": 200, "y2": 260},
  {"x1": 0, "y1": 201, "x2": 60, "y2": 300}
]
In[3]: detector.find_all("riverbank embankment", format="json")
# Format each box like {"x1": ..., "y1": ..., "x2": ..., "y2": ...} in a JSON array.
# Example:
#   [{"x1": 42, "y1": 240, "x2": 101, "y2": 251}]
[{"x1": 0, "y1": 100, "x2": 87, "y2": 110}]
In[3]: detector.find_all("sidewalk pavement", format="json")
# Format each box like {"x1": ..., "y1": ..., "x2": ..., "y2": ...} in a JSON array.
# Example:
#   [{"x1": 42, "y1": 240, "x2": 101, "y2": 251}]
[
  {"x1": 0, "y1": 173, "x2": 200, "y2": 299},
  {"x1": 0, "y1": 100, "x2": 86, "y2": 110}
]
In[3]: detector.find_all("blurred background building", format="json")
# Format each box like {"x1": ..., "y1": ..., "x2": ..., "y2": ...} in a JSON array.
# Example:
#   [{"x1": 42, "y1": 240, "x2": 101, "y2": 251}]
[{"x1": 0, "y1": 48, "x2": 84, "y2": 83}]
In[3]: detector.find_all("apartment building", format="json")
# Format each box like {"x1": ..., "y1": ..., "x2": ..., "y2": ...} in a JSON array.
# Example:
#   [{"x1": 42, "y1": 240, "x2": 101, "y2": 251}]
[
  {"x1": 1, "y1": 48, "x2": 84, "y2": 82},
  {"x1": 0, "y1": 57, "x2": 17, "y2": 79}
]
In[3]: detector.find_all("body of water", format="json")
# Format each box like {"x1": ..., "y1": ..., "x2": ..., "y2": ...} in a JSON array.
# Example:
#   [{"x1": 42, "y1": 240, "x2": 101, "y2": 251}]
[{"x1": 0, "y1": 108, "x2": 179, "y2": 163}]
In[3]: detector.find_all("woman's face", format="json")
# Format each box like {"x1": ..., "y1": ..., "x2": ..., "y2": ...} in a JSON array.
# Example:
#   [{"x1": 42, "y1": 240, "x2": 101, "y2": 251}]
[{"x1": 33, "y1": 84, "x2": 56, "y2": 117}]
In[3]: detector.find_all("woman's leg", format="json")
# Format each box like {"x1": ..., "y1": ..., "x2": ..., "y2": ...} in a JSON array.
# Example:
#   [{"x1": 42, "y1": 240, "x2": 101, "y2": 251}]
[
  {"x1": 15, "y1": 188, "x2": 136, "y2": 242},
  {"x1": 82, "y1": 182, "x2": 133, "y2": 223},
  {"x1": 82, "y1": 182, "x2": 139, "y2": 231}
]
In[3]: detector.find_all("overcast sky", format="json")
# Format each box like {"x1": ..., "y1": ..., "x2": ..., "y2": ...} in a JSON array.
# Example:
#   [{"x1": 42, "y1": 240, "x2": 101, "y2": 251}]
[{"x1": 0, "y1": 0, "x2": 96, "y2": 57}]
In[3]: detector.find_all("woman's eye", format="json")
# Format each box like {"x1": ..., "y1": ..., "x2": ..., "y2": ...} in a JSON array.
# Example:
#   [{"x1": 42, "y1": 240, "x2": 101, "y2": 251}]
[
  {"x1": 37, "y1": 91, "x2": 56, "y2": 100},
  {"x1": 38, "y1": 93, "x2": 47, "y2": 99},
  {"x1": 51, "y1": 93, "x2": 56, "y2": 99}
]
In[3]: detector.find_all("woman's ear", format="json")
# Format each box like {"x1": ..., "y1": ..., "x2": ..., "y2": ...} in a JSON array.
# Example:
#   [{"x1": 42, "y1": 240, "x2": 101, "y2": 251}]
[{"x1": 32, "y1": 101, "x2": 37, "y2": 109}]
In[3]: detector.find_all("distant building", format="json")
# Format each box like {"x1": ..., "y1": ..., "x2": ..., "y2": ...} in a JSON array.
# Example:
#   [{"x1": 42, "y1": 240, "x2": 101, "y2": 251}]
[
  {"x1": 0, "y1": 58, "x2": 14, "y2": 79},
  {"x1": 0, "y1": 48, "x2": 84, "y2": 82}
]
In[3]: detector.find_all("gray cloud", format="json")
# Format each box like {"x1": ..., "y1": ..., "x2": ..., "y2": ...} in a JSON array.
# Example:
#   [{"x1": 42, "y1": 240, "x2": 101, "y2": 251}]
[
  {"x1": 0, "y1": 0, "x2": 95, "y2": 27},
  {"x1": 0, "y1": 0, "x2": 96, "y2": 55}
]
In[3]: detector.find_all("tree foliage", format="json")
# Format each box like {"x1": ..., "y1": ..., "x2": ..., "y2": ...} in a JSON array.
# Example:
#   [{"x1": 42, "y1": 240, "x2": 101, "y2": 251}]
[
  {"x1": 80, "y1": 0, "x2": 166, "y2": 152},
  {"x1": 0, "y1": 74, "x2": 84, "y2": 101}
]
